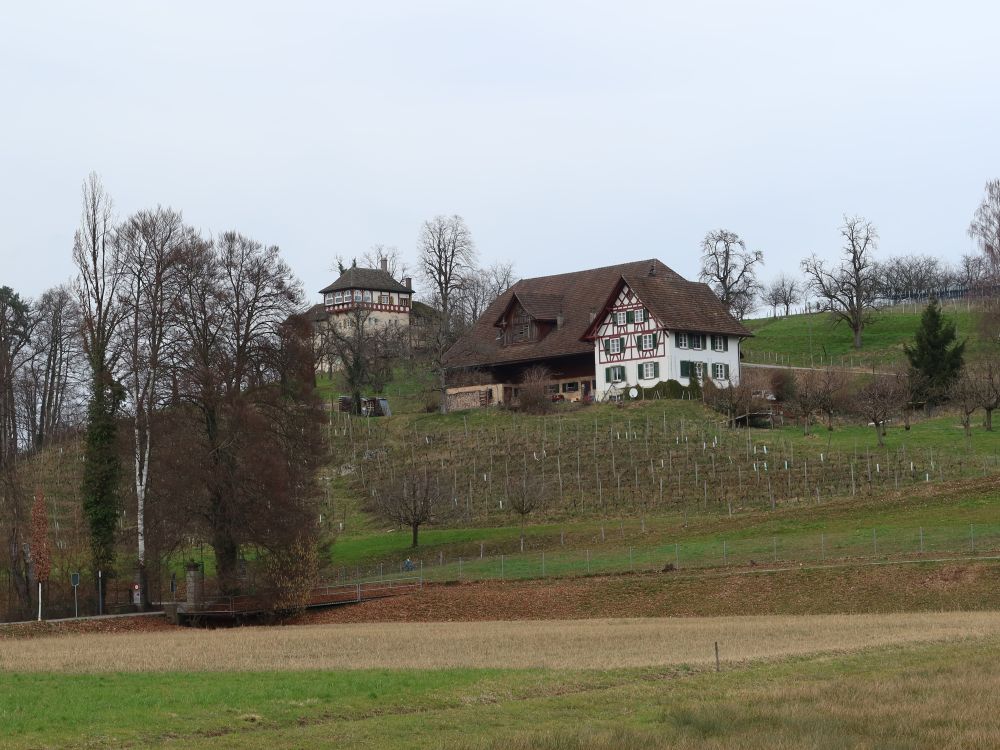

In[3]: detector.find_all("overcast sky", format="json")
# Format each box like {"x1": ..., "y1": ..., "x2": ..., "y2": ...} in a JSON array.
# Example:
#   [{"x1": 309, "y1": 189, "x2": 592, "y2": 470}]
[{"x1": 2, "y1": 1, "x2": 998, "y2": 303}]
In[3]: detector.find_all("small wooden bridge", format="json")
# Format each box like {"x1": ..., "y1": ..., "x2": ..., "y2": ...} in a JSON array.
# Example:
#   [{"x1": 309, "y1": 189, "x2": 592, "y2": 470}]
[{"x1": 172, "y1": 577, "x2": 421, "y2": 623}]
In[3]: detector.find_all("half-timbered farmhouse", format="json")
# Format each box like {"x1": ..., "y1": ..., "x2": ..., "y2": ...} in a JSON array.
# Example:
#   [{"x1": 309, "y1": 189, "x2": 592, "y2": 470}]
[{"x1": 443, "y1": 259, "x2": 751, "y2": 409}]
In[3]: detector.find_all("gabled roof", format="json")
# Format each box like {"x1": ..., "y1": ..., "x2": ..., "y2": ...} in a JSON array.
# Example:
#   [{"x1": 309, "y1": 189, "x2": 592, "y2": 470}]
[
  {"x1": 582, "y1": 273, "x2": 753, "y2": 340},
  {"x1": 319, "y1": 267, "x2": 413, "y2": 295},
  {"x1": 445, "y1": 258, "x2": 751, "y2": 370},
  {"x1": 445, "y1": 259, "x2": 683, "y2": 369},
  {"x1": 492, "y1": 291, "x2": 564, "y2": 326}
]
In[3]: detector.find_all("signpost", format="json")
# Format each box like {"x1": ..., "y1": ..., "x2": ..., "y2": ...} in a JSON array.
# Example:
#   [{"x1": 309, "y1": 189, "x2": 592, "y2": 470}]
[{"x1": 71, "y1": 572, "x2": 80, "y2": 618}]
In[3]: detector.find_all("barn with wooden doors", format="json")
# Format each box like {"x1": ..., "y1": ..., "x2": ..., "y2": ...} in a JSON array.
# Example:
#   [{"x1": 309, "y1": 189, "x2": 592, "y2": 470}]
[{"x1": 443, "y1": 259, "x2": 751, "y2": 408}]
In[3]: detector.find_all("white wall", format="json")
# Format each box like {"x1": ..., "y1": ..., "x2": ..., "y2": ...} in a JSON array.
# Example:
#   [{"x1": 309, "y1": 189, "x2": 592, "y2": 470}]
[{"x1": 592, "y1": 284, "x2": 742, "y2": 400}]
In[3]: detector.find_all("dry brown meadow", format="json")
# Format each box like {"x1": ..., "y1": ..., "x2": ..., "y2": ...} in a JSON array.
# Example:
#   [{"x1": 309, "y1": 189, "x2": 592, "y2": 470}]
[{"x1": 4, "y1": 611, "x2": 1000, "y2": 673}]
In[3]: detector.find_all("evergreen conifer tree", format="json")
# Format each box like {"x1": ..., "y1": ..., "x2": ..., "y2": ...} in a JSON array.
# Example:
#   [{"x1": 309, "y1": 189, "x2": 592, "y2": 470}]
[{"x1": 904, "y1": 299, "x2": 965, "y2": 404}]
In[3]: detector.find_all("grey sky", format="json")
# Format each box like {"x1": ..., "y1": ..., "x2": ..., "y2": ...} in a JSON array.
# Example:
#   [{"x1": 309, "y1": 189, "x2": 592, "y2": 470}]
[{"x1": 2, "y1": 1, "x2": 998, "y2": 303}]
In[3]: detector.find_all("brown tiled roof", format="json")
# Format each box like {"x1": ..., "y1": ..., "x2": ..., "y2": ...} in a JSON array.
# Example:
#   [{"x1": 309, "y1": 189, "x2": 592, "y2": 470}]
[
  {"x1": 446, "y1": 258, "x2": 747, "y2": 369},
  {"x1": 492, "y1": 291, "x2": 565, "y2": 325},
  {"x1": 319, "y1": 267, "x2": 413, "y2": 294},
  {"x1": 600, "y1": 273, "x2": 753, "y2": 339}
]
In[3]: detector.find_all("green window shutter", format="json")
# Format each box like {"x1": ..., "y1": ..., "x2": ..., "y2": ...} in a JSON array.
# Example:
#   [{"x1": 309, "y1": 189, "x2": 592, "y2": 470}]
[
  {"x1": 652, "y1": 332, "x2": 658, "y2": 348},
  {"x1": 724, "y1": 364, "x2": 730, "y2": 379},
  {"x1": 680, "y1": 361, "x2": 690, "y2": 378},
  {"x1": 653, "y1": 361, "x2": 660, "y2": 378},
  {"x1": 643, "y1": 308, "x2": 649, "y2": 323},
  {"x1": 603, "y1": 338, "x2": 610, "y2": 355},
  {"x1": 723, "y1": 336, "x2": 729, "y2": 352},
  {"x1": 605, "y1": 367, "x2": 611, "y2": 382},
  {"x1": 710, "y1": 335, "x2": 716, "y2": 350},
  {"x1": 626, "y1": 310, "x2": 634, "y2": 324},
  {"x1": 619, "y1": 337, "x2": 626, "y2": 352},
  {"x1": 635, "y1": 335, "x2": 642, "y2": 350}
]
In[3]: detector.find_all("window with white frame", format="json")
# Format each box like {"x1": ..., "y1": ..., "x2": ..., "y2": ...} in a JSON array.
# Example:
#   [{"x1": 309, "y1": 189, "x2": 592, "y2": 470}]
[
  {"x1": 615, "y1": 311, "x2": 627, "y2": 326},
  {"x1": 677, "y1": 332, "x2": 688, "y2": 348},
  {"x1": 691, "y1": 334, "x2": 705, "y2": 350},
  {"x1": 363, "y1": 290, "x2": 373, "y2": 302},
  {"x1": 641, "y1": 333, "x2": 655, "y2": 351},
  {"x1": 712, "y1": 335, "x2": 726, "y2": 352},
  {"x1": 635, "y1": 308, "x2": 645, "y2": 323},
  {"x1": 640, "y1": 362, "x2": 657, "y2": 379},
  {"x1": 607, "y1": 365, "x2": 626, "y2": 382},
  {"x1": 694, "y1": 361, "x2": 705, "y2": 378},
  {"x1": 353, "y1": 290, "x2": 362, "y2": 302},
  {"x1": 712, "y1": 363, "x2": 730, "y2": 380},
  {"x1": 608, "y1": 338, "x2": 622, "y2": 354},
  {"x1": 330, "y1": 292, "x2": 340, "y2": 304},
  {"x1": 380, "y1": 293, "x2": 390, "y2": 304}
]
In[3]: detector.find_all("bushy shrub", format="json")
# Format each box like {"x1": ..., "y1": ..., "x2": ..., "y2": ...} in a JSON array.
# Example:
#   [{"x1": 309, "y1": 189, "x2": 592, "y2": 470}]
[
  {"x1": 518, "y1": 365, "x2": 552, "y2": 415},
  {"x1": 261, "y1": 538, "x2": 320, "y2": 617}
]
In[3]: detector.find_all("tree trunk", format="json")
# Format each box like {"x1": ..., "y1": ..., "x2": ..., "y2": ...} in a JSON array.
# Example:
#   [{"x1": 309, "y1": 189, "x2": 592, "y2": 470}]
[
  {"x1": 853, "y1": 327, "x2": 863, "y2": 349},
  {"x1": 213, "y1": 530, "x2": 240, "y2": 595},
  {"x1": 411, "y1": 522, "x2": 419, "y2": 548},
  {"x1": 874, "y1": 421, "x2": 884, "y2": 447},
  {"x1": 986, "y1": 408, "x2": 994, "y2": 432}
]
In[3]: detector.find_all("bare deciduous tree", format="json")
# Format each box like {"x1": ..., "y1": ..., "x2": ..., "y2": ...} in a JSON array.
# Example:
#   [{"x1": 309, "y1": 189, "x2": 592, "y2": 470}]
[
  {"x1": 417, "y1": 215, "x2": 476, "y2": 412},
  {"x1": 802, "y1": 216, "x2": 879, "y2": 349},
  {"x1": 854, "y1": 370, "x2": 903, "y2": 447},
  {"x1": 969, "y1": 179, "x2": 1000, "y2": 265},
  {"x1": 698, "y1": 230, "x2": 763, "y2": 320},
  {"x1": 950, "y1": 369, "x2": 983, "y2": 438},
  {"x1": 371, "y1": 467, "x2": 445, "y2": 548},
  {"x1": 317, "y1": 305, "x2": 406, "y2": 413},
  {"x1": 117, "y1": 206, "x2": 186, "y2": 607},
  {"x1": 73, "y1": 173, "x2": 128, "y2": 578},
  {"x1": 764, "y1": 274, "x2": 801, "y2": 317}
]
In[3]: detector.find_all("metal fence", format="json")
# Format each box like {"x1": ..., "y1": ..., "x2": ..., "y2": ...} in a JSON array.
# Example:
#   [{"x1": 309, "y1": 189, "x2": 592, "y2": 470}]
[{"x1": 342, "y1": 522, "x2": 1000, "y2": 586}]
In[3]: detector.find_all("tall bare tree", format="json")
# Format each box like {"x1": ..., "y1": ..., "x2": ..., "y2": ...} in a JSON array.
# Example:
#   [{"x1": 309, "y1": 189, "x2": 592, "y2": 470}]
[
  {"x1": 20, "y1": 285, "x2": 78, "y2": 450},
  {"x1": 0, "y1": 287, "x2": 33, "y2": 616},
  {"x1": 72, "y1": 173, "x2": 128, "y2": 578},
  {"x1": 802, "y1": 216, "x2": 879, "y2": 349},
  {"x1": 698, "y1": 230, "x2": 763, "y2": 320},
  {"x1": 174, "y1": 232, "x2": 307, "y2": 590},
  {"x1": 969, "y1": 179, "x2": 1000, "y2": 265},
  {"x1": 117, "y1": 206, "x2": 186, "y2": 607},
  {"x1": 417, "y1": 215, "x2": 476, "y2": 412},
  {"x1": 361, "y1": 244, "x2": 408, "y2": 280}
]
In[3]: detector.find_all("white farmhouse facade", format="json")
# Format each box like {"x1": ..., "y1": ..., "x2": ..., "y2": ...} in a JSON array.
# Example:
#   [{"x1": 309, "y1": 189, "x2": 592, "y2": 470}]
[
  {"x1": 589, "y1": 282, "x2": 742, "y2": 399},
  {"x1": 443, "y1": 259, "x2": 751, "y2": 410}
]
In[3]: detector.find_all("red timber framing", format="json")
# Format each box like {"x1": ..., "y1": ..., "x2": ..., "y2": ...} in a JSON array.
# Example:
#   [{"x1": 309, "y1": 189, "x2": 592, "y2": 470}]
[{"x1": 584, "y1": 283, "x2": 666, "y2": 366}]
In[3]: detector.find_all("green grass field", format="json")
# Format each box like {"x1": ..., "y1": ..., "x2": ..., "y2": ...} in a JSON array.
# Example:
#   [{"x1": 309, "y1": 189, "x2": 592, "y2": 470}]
[
  {"x1": 743, "y1": 303, "x2": 985, "y2": 367},
  {"x1": 6, "y1": 635, "x2": 1000, "y2": 748}
]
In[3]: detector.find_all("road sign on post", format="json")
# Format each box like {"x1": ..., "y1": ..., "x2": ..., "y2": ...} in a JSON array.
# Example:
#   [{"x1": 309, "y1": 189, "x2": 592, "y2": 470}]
[{"x1": 71, "y1": 572, "x2": 80, "y2": 618}]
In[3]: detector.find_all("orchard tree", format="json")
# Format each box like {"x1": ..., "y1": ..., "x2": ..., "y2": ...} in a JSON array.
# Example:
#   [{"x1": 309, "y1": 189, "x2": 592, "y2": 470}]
[
  {"x1": 802, "y1": 216, "x2": 879, "y2": 349},
  {"x1": 371, "y1": 466, "x2": 446, "y2": 548},
  {"x1": 698, "y1": 230, "x2": 763, "y2": 320}
]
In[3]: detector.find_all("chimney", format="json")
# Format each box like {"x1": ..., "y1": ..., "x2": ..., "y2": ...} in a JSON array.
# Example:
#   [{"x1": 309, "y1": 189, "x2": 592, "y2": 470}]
[
  {"x1": 648, "y1": 263, "x2": 656, "y2": 277},
  {"x1": 588, "y1": 309, "x2": 596, "y2": 323},
  {"x1": 380, "y1": 257, "x2": 388, "y2": 273},
  {"x1": 403, "y1": 276, "x2": 412, "y2": 290}
]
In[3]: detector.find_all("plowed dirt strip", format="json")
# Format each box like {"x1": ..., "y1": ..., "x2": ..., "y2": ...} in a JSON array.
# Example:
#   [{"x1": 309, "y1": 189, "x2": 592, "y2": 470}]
[
  {"x1": 295, "y1": 561, "x2": 1000, "y2": 624},
  {"x1": 4, "y1": 611, "x2": 1000, "y2": 672}
]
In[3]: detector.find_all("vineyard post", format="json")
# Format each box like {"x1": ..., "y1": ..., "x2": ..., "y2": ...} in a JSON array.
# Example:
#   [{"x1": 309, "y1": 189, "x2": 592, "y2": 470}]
[{"x1": 919, "y1": 527, "x2": 924, "y2": 553}]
